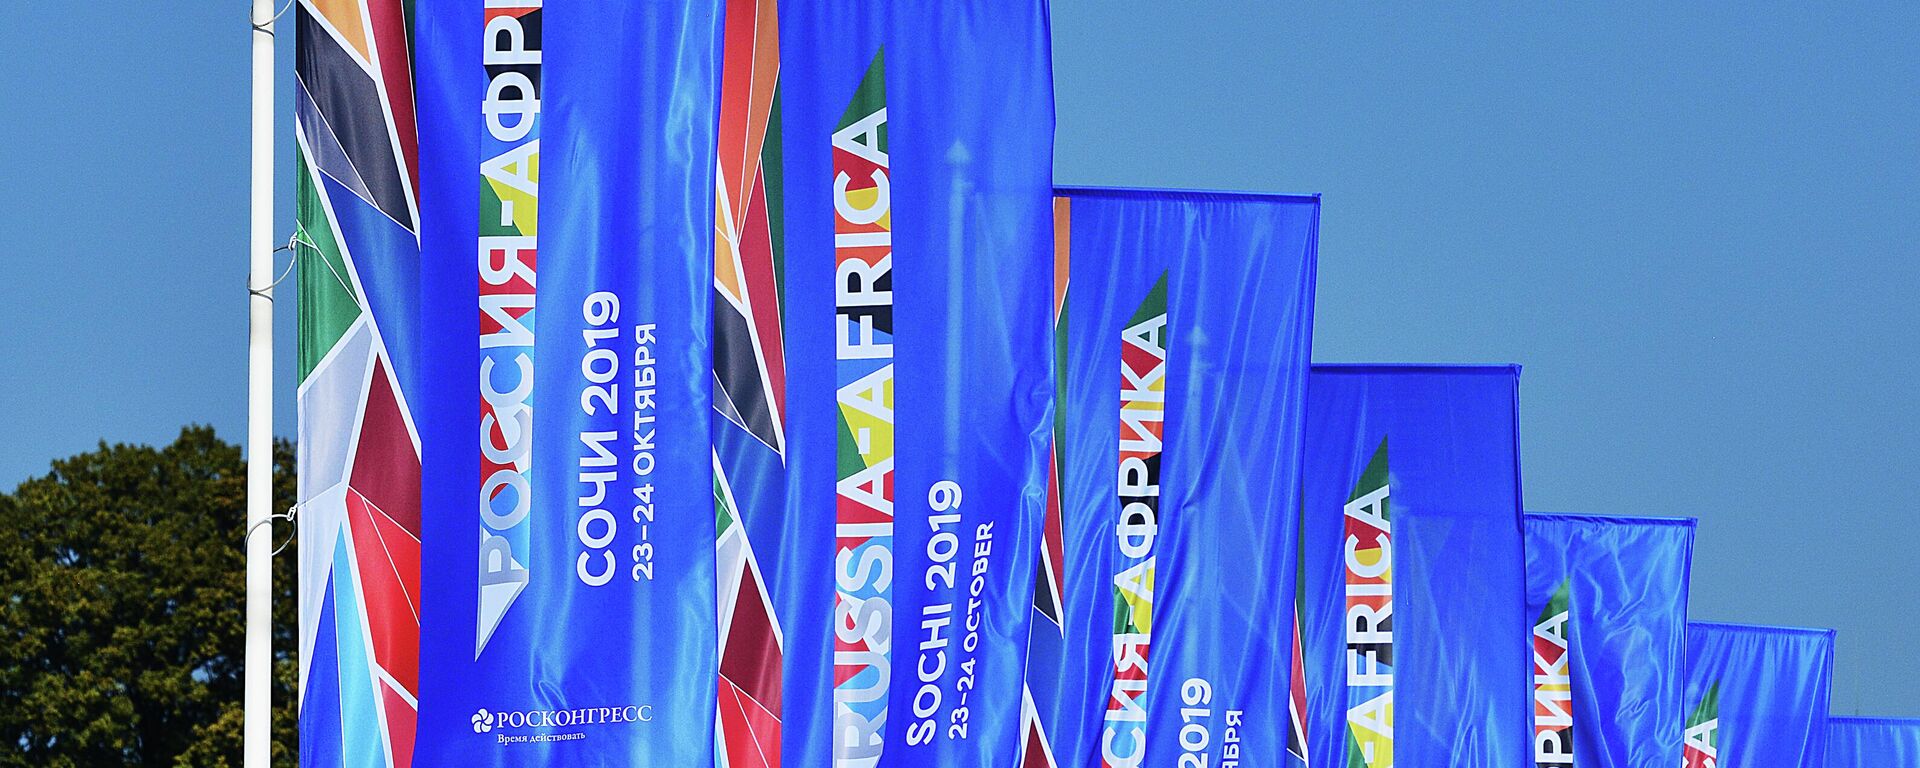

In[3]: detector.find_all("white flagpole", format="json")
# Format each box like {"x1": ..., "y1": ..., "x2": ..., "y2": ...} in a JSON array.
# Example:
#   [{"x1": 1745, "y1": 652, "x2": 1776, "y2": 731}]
[{"x1": 246, "y1": 0, "x2": 276, "y2": 764}]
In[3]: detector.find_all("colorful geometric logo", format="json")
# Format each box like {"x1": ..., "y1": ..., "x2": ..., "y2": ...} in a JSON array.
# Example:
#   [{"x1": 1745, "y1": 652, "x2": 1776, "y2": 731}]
[
  {"x1": 1683, "y1": 682, "x2": 1720, "y2": 768},
  {"x1": 712, "y1": 1, "x2": 786, "y2": 765},
  {"x1": 1288, "y1": 490, "x2": 1311, "y2": 766},
  {"x1": 1533, "y1": 580, "x2": 1573, "y2": 767},
  {"x1": 714, "y1": 0, "x2": 789, "y2": 458},
  {"x1": 1020, "y1": 196, "x2": 1075, "y2": 768},
  {"x1": 715, "y1": 456, "x2": 783, "y2": 768},
  {"x1": 295, "y1": 0, "x2": 422, "y2": 765},
  {"x1": 1034, "y1": 197, "x2": 1072, "y2": 632},
  {"x1": 1343, "y1": 437, "x2": 1393, "y2": 768},
  {"x1": 1102, "y1": 273, "x2": 1169, "y2": 768},
  {"x1": 474, "y1": 0, "x2": 542, "y2": 659},
  {"x1": 829, "y1": 47, "x2": 893, "y2": 768}
]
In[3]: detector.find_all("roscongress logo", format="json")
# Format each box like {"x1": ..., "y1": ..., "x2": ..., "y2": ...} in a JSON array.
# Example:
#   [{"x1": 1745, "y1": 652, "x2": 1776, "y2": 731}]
[{"x1": 471, "y1": 704, "x2": 653, "y2": 738}]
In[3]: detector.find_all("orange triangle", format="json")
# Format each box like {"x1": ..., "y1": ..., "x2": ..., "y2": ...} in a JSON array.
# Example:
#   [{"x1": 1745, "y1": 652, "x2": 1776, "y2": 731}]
[{"x1": 311, "y1": 0, "x2": 372, "y2": 63}]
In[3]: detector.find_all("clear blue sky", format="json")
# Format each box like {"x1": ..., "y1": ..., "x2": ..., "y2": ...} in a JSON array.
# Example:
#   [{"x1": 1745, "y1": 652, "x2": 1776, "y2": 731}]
[{"x1": 4, "y1": 3, "x2": 1914, "y2": 715}]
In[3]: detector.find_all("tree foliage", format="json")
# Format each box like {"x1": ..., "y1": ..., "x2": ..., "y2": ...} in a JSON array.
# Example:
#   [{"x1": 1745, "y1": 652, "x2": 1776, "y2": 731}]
[{"x1": 0, "y1": 427, "x2": 297, "y2": 766}]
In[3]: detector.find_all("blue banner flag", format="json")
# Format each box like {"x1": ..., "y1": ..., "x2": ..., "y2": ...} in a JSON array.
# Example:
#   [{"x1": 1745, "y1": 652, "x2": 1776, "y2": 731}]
[
  {"x1": 1524, "y1": 514, "x2": 1695, "y2": 768},
  {"x1": 1302, "y1": 365, "x2": 1530, "y2": 768},
  {"x1": 777, "y1": 2, "x2": 1056, "y2": 766},
  {"x1": 1022, "y1": 189, "x2": 1320, "y2": 768},
  {"x1": 1682, "y1": 623, "x2": 1835, "y2": 768},
  {"x1": 1826, "y1": 717, "x2": 1920, "y2": 767},
  {"x1": 413, "y1": 1, "x2": 723, "y2": 763}
]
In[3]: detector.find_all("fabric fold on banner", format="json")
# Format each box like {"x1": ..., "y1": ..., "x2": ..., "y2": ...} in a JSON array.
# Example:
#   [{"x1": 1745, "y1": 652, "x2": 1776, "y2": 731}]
[
  {"x1": 295, "y1": 0, "x2": 423, "y2": 763},
  {"x1": 1024, "y1": 188, "x2": 1319, "y2": 768},
  {"x1": 1826, "y1": 717, "x2": 1920, "y2": 767},
  {"x1": 414, "y1": 1, "x2": 722, "y2": 764},
  {"x1": 1682, "y1": 622, "x2": 1835, "y2": 768},
  {"x1": 778, "y1": 2, "x2": 1055, "y2": 766},
  {"x1": 1302, "y1": 365, "x2": 1531, "y2": 768},
  {"x1": 1524, "y1": 513, "x2": 1694, "y2": 768}
]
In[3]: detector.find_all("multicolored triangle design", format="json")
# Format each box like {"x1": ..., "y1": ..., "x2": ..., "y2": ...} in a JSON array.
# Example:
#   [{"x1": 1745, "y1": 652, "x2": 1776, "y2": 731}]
[
  {"x1": 296, "y1": 2, "x2": 421, "y2": 766},
  {"x1": 713, "y1": 1, "x2": 786, "y2": 764}
]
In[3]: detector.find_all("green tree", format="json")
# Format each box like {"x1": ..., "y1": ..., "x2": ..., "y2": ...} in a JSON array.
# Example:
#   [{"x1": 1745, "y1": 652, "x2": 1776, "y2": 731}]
[{"x1": 0, "y1": 427, "x2": 297, "y2": 766}]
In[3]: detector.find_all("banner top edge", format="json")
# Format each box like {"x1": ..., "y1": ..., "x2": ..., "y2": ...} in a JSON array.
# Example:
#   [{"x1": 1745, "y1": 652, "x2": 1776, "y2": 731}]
[
  {"x1": 1311, "y1": 362, "x2": 1522, "y2": 377},
  {"x1": 1055, "y1": 185, "x2": 1321, "y2": 205},
  {"x1": 1525, "y1": 512, "x2": 1698, "y2": 528},
  {"x1": 1689, "y1": 620, "x2": 1837, "y2": 638}
]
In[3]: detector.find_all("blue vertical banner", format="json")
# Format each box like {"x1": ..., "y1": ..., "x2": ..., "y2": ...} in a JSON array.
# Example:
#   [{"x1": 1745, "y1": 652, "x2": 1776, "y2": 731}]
[
  {"x1": 778, "y1": 2, "x2": 1055, "y2": 766},
  {"x1": 414, "y1": 1, "x2": 723, "y2": 764},
  {"x1": 1681, "y1": 623, "x2": 1835, "y2": 768},
  {"x1": 1302, "y1": 365, "x2": 1530, "y2": 768},
  {"x1": 1524, "y1": 514, "x2": 1694, "y2": 768},
  {"x1": 1022, "y1": 189, "x2": 1319, "y2": 768},
  {"x1": 1826, "y1": 717, "x2": 1920, "y2": 767}
]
